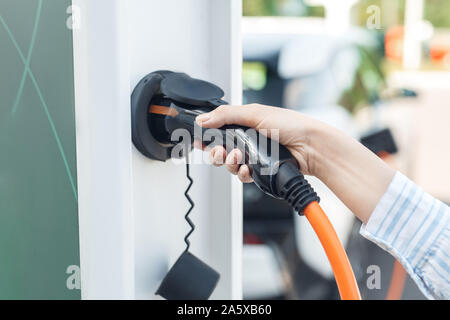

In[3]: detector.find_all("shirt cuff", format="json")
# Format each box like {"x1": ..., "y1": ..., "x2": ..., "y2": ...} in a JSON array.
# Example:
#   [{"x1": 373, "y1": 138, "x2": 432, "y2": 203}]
[{"x1": 359, "y1": 171, "x2": 446, "y2": 299}]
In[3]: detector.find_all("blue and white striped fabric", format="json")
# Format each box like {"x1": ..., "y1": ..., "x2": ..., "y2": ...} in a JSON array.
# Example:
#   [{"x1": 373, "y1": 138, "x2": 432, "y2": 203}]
[{"x1": 360, "y1": 171, "x2": 450, "y2": 300}]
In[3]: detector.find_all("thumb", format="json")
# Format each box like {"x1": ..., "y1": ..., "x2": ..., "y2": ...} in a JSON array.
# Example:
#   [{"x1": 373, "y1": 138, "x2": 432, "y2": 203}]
[{"x1": 195, "y1": 105, "x2": 262, "y2": 129}]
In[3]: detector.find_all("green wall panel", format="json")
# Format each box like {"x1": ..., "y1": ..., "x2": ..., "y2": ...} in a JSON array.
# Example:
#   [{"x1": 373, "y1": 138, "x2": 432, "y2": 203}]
[{"x1": 0, "y1": 0, "x2": 80, "y2": 299}]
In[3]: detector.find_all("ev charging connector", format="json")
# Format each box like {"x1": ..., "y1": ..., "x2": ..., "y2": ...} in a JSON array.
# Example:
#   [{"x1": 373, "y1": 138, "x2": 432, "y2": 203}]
[{"x1": 131, "y1": 70, "x2": 360, "y2": 300}]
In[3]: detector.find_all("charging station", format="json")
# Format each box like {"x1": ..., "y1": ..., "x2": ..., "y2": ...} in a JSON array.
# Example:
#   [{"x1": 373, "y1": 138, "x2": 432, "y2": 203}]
[{"x1": 72, "y1": 0, "x2": 243, "y2": 299}]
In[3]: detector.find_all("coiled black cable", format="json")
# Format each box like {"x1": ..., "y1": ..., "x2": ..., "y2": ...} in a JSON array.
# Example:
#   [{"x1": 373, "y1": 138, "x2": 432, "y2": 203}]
[{"x1": 184, "y1": 156, "x2": 195, "y2": 252}]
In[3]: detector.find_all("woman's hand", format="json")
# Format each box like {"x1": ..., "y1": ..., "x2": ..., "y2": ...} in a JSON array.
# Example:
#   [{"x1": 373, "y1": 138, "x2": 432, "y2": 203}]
[
  {"x1": 195, "y1": 104, "x2": 327, "y2": 182},
  {"x1": 196, "y1": 103, "x2": 395, "y2": 223}
]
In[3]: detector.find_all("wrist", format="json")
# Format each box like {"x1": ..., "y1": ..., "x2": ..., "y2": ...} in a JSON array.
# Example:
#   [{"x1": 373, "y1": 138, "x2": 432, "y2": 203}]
[
  {"x1": 303, "y1": 120, "x2": 395, "y2": 223},
  {"x1": 304, "y1": 120, "x2": 337, "y2": 179}
]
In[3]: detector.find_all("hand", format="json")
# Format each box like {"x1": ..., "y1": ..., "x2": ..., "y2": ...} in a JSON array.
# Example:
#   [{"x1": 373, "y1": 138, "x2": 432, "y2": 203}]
[
  {"x1": 195, "y1": 104, "x2": 327, "y2": 182},
  {"x1": 196, "y1": 103, "x2": 395, "y2": 223}
]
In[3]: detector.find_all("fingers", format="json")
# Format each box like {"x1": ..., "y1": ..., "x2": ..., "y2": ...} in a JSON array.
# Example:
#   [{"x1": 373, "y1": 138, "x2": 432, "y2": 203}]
[
  {"x1": 193, "y1": 139, "x2": 206, "y2": 151},
  {"x1": 237, "y1": 165, "x2": 253, "y2": 183},
  {"x1": 196, "y1": 104, "x2": 262, "y2": 183},
  {"x1": 210, "y1": 146, "x2": 226, "y2": 166},
  {"x1": 208, "y1": 147, "x2": 253, "y2": 183},
  {"x1": 225, "y1": 149, "x2": 242, "y2": 174},
  {"x1": 196, "y1": 104, "x2": 262, "y2": 129}
]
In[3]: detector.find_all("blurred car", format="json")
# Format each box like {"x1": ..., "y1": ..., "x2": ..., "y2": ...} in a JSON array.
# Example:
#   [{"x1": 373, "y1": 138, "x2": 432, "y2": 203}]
[{"x1": 241, "y1": 17, "x2": 425, "y2": 300}]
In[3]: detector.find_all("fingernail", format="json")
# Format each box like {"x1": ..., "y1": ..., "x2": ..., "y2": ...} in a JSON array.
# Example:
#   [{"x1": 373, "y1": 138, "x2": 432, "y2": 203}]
[
  {"x1": 196, "y1": 113, "x2": 210, "y2": 125},
  {"x1": 214, "y1": 149, "x2": 223, "y2": 164}
]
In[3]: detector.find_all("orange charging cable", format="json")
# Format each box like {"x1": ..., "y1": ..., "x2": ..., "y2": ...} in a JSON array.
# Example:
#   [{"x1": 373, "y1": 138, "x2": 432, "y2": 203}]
[{"x1": 304, "y1": 201, "x2": 362, "y2": 300}]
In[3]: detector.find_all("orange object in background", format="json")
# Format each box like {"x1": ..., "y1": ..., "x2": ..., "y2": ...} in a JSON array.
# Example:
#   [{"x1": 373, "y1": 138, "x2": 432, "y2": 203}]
[
  {"x1": 385, "y1": 25, "x2": 450, "y2": 67},
  {"x1": 385, "y1": 26, "x2": 405, "y2": 63},
  {"x1": 430, "y1": 43, "x2": 450, "y2": 64},
  {"x1": 386, "y1": 260, "x2": 407, "y2": 300}
]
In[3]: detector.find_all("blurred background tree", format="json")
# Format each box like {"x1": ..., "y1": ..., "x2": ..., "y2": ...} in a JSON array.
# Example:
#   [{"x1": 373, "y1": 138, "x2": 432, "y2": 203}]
[
  {"x1": 424, "y1": 0, "x2": 450, "y2": 28},
  {"x1": 242, "y1": 0, "x2": 450, "y2": 112},
  {"x1": 243, "y1": 0, "x2": 324, "y2": 17},
  {"x1": 243, "y1": 0, "x2": 450, "y2": 28},
  {"x1": 352, "y1": 0, "x2": 405, "y2": 29}
]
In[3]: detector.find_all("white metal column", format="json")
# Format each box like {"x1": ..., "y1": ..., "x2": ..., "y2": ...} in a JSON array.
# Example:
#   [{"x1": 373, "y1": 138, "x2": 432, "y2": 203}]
[
  {"x1": 403, "y1": 0, "x2": 425, "y2": 69},
  {"x1": 72, "y1": 0, "x2": 134, "y2": 299},
  {"x1": 73, "y1": 0, "x2": 242, "y2": 299}
]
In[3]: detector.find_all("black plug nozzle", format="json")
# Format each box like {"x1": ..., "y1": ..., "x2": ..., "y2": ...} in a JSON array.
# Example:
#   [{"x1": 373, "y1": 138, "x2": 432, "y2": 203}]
[{"x1": 274, "y1": 162, "x2": 320, "y2": 215}]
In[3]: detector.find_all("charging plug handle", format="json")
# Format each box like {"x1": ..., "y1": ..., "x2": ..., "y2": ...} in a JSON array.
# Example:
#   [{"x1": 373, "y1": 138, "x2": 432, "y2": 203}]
[
  {"x1": 163, "y1": 103, "x2": 319, "y2": 213},
  {"x1": 133, "y1": 70, "x2": 319, "y2": 213}
]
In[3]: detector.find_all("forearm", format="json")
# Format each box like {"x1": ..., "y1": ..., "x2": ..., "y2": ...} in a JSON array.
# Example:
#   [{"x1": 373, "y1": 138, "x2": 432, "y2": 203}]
[{"x1": 309, "y1": 124, "x2": 395, "y2": 223}]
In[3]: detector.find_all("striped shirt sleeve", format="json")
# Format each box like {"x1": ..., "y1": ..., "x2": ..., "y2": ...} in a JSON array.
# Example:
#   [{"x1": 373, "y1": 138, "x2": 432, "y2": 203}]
[{"x1": 360, "y1": 171, "x2": 450, "y2": 300}]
